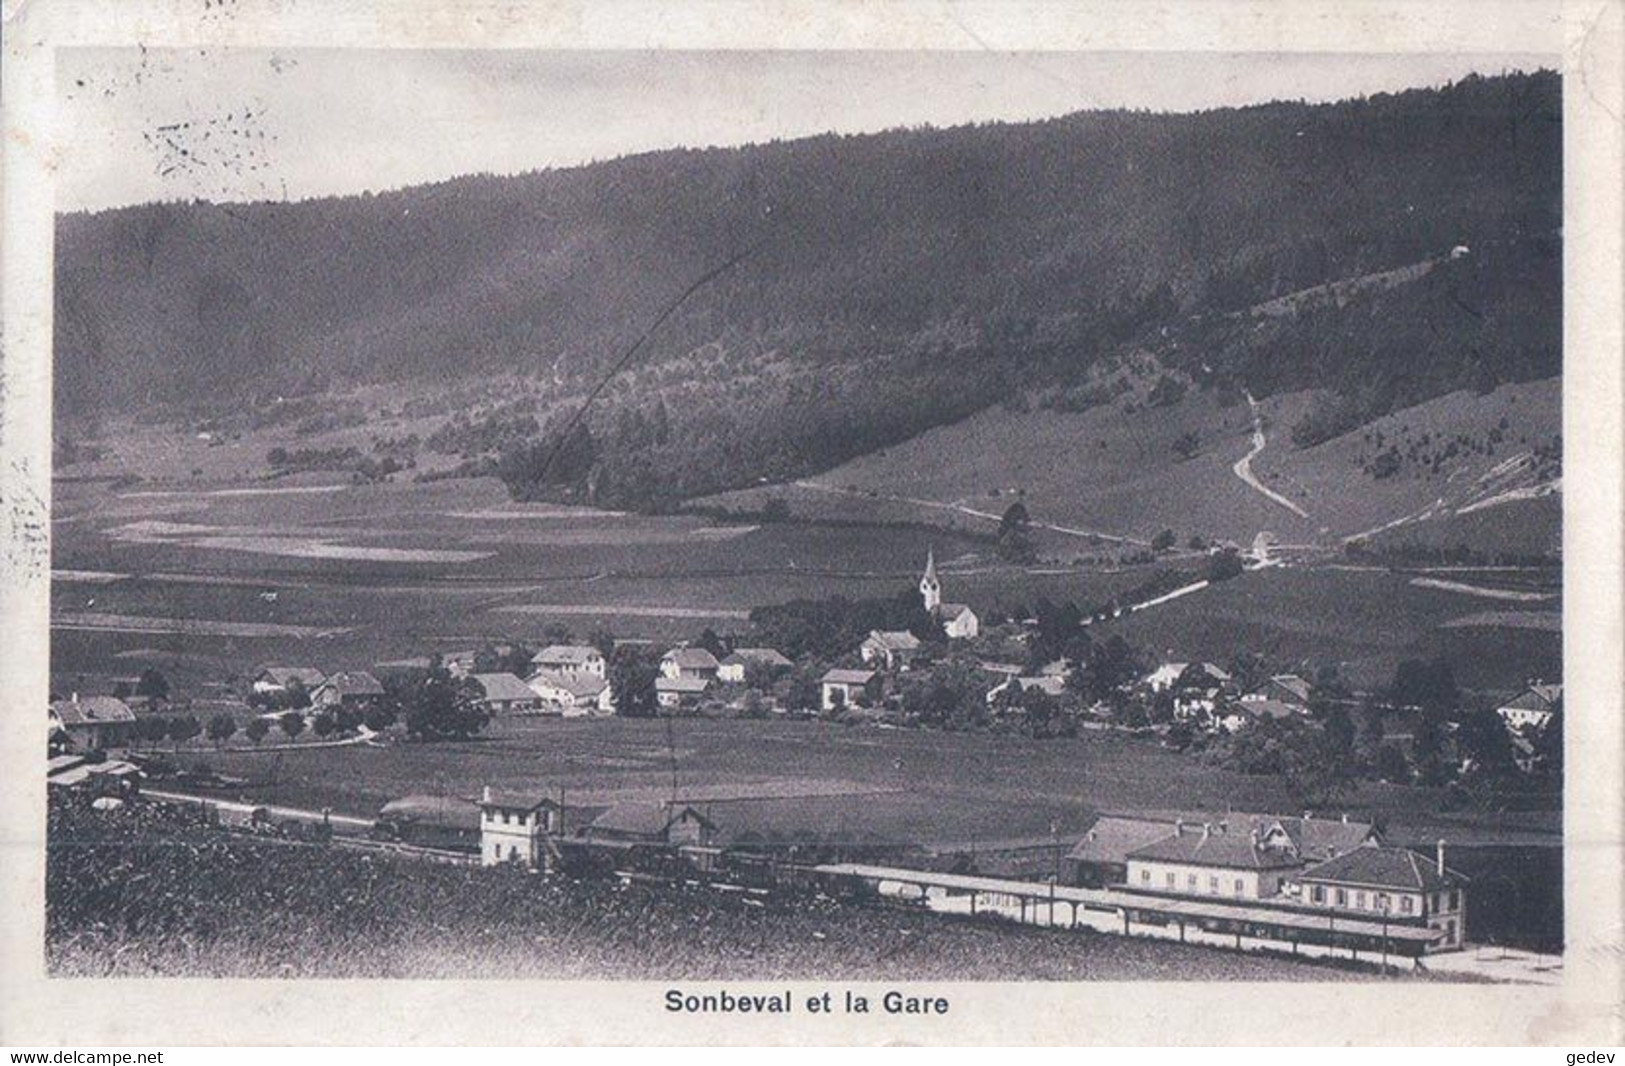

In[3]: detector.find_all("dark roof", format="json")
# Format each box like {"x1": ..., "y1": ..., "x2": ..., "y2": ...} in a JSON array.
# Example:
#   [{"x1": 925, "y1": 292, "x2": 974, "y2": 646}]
[
  {"x1": 317, "y1": 671, "x2": 384, "y2": 696},
  {"x1": 1128, "y1": 823, "x2": 1303, "y2": 870},
  {"x1": 722, "y1": 647, "x2": 793, "y2": 668},
  {"x1": 1119, "y1": 810, "x2": 1376, "y2": 863},
  {"x1": 470, "y1": 673, "x2": 538, "y2": 701},
  {"x1": 586, "y1": 802, "x2": 715, "y2": 838},
  {"x1": 1234, "y1": 698, "x2": 1301, "y2": 720},
  {"x1": 655, "y1": 675, "x2": 710, "y2": 694},
  {"x1": 478, "y1": 787, "x2": 555, "y2": 812},
  {"x1": 822, "y1": 668, "x2": 876, "y2": 685},
  {"x1": 939, "y1": 602, "x2": 975, "y2": 619},
  {"x1": 1499, "y1": 684, "x2": 1562, "y2": 713},
  {"x1": 531, "y1": 670, "x2": 610, "y2": 698},
  {"x1": 50, "y1": 696, "x2": 136, "y2": 726},
  {"x1": 663, "y1": 647, "x2": 721, "y2": 670},
  {"x1": 863, "y1": 630, "x2": 921, "y2": 652},
  {"x1": 1250, "y1": 675, "x2": 1312, "y2": 703},
  {"x1": 1299, "y1": 845, "x2": 1466, "y2": 892},
  {"x1": 1179, "y1": 662, "x2": 1231, "y2": 685},
  {"x1": 532, "y1": 645, "x2": 603, "y2": 665},
  {"x1": 378, "y1": 794, "x2": 481, "y2": 830},
  {"x1": 1067, "y1": 815, "x2": 1180, "y2": 865}
]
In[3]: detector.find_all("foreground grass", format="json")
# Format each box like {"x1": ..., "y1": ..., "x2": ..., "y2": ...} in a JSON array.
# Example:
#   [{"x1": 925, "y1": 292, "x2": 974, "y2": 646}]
[{"x1": 47, "y1": 798, "x2": 1449, "y2": 982}]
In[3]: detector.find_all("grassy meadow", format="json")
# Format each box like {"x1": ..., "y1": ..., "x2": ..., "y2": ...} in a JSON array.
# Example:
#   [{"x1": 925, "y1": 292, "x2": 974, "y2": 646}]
[{"x1": 195, "y1": 716, "x2": 1557, "y2": 850}]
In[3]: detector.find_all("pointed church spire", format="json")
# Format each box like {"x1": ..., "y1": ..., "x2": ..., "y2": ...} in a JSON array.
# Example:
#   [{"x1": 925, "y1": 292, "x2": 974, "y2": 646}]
[{"x1": 920, "y1": 547, "x2": 941, "y2": 612}]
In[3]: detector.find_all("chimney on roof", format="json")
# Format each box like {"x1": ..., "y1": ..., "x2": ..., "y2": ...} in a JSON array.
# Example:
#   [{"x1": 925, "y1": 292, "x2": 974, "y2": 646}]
[
  {"x1": 1341, "y1": 812, "x2": 1349, "y2": 824},
  {"x1": 1303, "y1": 810, "x2": 1312, "y2": 822},
  {"x1": 482, "y1": 785, "x2": 492, "y2": 804},
  {"x1": 72, "y1": 692, "x2": 79, "y2": 704},
  {"x1": 1201, "y1": 823, "x2": 1211, "y2": 840},
  {"x1": 1436, "y1": 839, "x2": 1446, "y2": 877}
]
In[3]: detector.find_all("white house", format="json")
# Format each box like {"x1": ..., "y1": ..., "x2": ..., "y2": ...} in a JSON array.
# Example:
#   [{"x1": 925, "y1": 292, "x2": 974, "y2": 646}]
[
  {"x1": 49, "y1": 695, "x2": 137, "y2": 751},
  {"x1": 439, "y1": 650, "x2": 479, "y2": 678},
  {"x1": 527, "y1": 671, "x2": 614, "y2": 715},
  {"x1": 1216, "y1": 697, "x2": 1303, "y2": 733},
  {"x1": 252, "y1": 666, "x2": 326, "y2": 696},
  {"x1": 655, "y1": 675, "x2": 711, "y2": 711},
  {"x1": 1242, "y1": 674, "x2": 1312, "y2": 712},
  {"x1": 1143, "y1": 663, "x2": 1189, "y2": 693},
  {"x1": 820, "y1": 668, "x2": 878, "y2": 712},
  {"x1": 1169, "y1": 662, "x2": 1233, "y2": 721},
  {"x1": 986, "y1": 674, "x2": 1069, "y2": 705},
  {"x1": 860, "y1": 630, "x2": 922, "y2": 671},
  {"x1": 1497, "y1": 682, "x2": 1562, "y2": 732},
  {"x1": 938, "y1": 603, "x2": 980, "y2": 640},
  {"x1": 716, "y1": 647, "x2": 793, "y2": 684},
  {"x1": 310, "y1": 671, "x2": 385, "y2": 710},
  {"x1": 530, "y1": 645, "x2": 606, "y2": 679},
  {"x1": 660, "y1": 647, "x2": 721, "y2": 681},
  {"x1": 477, "y1": 786, "x2": 561, "y2": 869}
]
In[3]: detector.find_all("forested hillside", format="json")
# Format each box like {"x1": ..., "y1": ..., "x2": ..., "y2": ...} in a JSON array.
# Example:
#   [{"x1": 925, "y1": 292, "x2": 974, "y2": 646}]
[{"x1": 56, "y1": 71, "x2": 1560, "y2": 510}]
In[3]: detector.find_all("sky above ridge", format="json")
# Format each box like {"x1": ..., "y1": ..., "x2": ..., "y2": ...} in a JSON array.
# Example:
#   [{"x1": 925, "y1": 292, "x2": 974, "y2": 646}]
[{"x1": 57, "y1": 48, "x2": 1554, "y2": 212}]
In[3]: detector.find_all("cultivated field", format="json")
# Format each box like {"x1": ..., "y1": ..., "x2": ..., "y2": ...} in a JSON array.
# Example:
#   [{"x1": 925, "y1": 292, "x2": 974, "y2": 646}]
[
  {"x1": 51, "y1": 473, "x2": 1168, "y2": 694},
  {"x1": 1089, "y1": 566, "x2": 1560, "y2": 691},
  {"x1": 197, "y1": 716, "x2": 1557, "y2": 850}
]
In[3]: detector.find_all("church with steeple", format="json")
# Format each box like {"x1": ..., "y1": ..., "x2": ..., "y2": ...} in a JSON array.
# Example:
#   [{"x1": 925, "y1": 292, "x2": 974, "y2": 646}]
[{"x1": 920, "y1": 548, "x2": 979, "y2": 640}]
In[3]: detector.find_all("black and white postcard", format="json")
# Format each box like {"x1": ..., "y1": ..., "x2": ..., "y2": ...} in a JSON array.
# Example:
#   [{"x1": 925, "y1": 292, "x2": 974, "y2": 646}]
[{"x1": 2, "y1": 0, "x2": 1621, "y2": 1047}]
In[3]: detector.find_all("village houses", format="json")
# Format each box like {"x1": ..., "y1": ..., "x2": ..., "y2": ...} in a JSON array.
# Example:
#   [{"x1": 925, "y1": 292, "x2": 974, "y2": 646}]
[
  {"x1": 655, "y1": 674, "x2": 711, "y2": 711},
  {"x1": 531, "y1": 644, "x2": 607, "y2": 679},
  {"x1": 860, "y1": 630, "x2": 923, "y2": 671},
  {"x1": 661, "y1": 646, "x2": 722, "y2": 682},
  {"x1": 820, "y1": 668, "x2": 880, "y2": 711},
  {"x1": 1242, "y1": 674, "x2": 1313, "y2": 712},
  {"x1": 1215, "y1": 697, "x2": 1305, "y2": 733},
  {"x1": 469, "y1": 672, "x2": 543, "y2": 715},
  {"x1": 251, "y1": 665, "x2": 325, "y2": 697},
  {"x1": 527, "y1": 671, "x2": 615, "y2": 715},
  {"x1": 49, "y1": 694, "x2": 138, "y2": 751},
  {"x1": 986, "y1": 673, "x2": 1069, "y2": 705},
  {"x1": 310, "y1": 670, "x2": 386, "y2": 711},
  {"x1": 1496, "y1": 681, "x2": 1562, "y2": 732},
  {"x1": 716, "y1": 647, "x2": 793, "y2": 684}
]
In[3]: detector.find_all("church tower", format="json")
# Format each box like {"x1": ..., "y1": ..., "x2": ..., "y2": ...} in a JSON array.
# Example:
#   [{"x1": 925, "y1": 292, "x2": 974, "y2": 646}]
[{"x1": 920, "y1": 548, "x2": 942, "y2": 613}]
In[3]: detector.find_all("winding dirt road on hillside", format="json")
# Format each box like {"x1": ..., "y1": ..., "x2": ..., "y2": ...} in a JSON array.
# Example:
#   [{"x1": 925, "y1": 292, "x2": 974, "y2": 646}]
[{"x1": 1234, "y1": 393, "x2": 1310, "y2": 519}]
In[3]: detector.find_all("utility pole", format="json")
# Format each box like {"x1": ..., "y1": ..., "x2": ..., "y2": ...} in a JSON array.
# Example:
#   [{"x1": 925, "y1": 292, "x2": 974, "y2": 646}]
[{"x1": 1049, "y1": 818, "x2": 1060, "y2": 927}]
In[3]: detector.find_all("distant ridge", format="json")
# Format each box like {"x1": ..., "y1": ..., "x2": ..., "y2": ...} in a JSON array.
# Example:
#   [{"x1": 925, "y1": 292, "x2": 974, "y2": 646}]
[{"x1": 56, "y1": 71, "x2": 1560, "y2": 511}]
